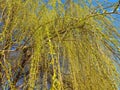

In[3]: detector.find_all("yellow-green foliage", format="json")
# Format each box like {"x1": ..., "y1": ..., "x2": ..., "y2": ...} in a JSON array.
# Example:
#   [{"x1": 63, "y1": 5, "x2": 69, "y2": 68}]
[{"x1": 0, "y1": 0, "x2": 120, "y2": 90}]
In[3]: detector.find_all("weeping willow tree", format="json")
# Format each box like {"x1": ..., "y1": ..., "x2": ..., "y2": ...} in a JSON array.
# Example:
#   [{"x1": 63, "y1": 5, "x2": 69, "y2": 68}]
[{"x1": 0, "y1": 0, "x2": 120, "y2": 90}]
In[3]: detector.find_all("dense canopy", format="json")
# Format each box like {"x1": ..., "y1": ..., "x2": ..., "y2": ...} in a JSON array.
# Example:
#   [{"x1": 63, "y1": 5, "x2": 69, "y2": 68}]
[{"x1": 0, "y1": 0, "x2": 120, "y2": 90}]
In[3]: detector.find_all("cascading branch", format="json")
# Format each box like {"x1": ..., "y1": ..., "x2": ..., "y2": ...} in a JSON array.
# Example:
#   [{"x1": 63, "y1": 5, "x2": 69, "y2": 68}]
[{"x1": 0, "y1": 0, "x2": 120, "y2": 90}]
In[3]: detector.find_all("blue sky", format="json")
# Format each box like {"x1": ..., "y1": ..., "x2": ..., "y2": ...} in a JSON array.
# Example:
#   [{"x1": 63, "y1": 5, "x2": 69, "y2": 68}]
[{"x1": 108, "y1": 0, "x2": 118, "y2": 2}]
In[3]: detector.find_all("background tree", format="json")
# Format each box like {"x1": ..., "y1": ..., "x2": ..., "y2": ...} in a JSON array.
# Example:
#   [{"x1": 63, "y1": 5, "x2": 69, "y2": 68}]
[{"x1": 0, "y1": 0, "x2": 120, "y2": 90}]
